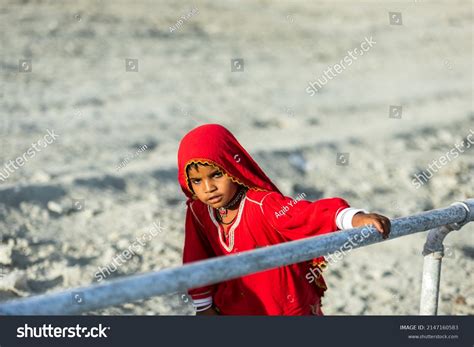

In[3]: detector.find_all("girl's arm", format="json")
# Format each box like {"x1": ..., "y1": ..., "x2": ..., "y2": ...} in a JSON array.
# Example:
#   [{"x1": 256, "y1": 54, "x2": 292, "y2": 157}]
[
  {"x1": 260, "y1": 192, "x2": 390, "y2": 240},
  {"x1": 183, "y1": 204, "x2": 217, "y2": 313},
  {"x1": 260, "y1": 192, "x2": 351, "y2": 240}
]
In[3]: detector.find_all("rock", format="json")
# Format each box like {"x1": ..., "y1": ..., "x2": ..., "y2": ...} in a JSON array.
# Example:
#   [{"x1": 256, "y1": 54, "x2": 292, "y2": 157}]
[
  {"x1": 345, "y1": 298, "x2": 366, "y2": 314},
  {"x1": 0, "y1": 242, "x2": 13, "y2": 265},
  {"x1": 0, "y1": 270, "x2": 29, "y2": 296},
  {"x1": 31, "y1": 171, "x2": 51, "y2": 183},
  {"x1": 47, "y1": 201, "x2": 63, "y2": 215}
]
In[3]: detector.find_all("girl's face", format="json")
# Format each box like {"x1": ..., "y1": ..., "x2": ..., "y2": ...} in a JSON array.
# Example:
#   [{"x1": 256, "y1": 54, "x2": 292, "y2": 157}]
[{"x1": 187, "y1": 164, "x2": 240, "y2": 208}]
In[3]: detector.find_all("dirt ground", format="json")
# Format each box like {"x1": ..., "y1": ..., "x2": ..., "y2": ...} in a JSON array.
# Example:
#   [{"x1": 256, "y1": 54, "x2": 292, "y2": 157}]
[{"x1": 0, "y1": 0, "x2": 472, "y2": 315}]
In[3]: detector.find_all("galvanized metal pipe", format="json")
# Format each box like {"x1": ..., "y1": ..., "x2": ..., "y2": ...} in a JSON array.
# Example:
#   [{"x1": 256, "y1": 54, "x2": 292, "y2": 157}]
[
  {"x1": 419, "y1": 202, "x2": 472, "y2": 315},
  {"x1": 419, "y1": 248, "x2": 443, "y2": 315},
  {"x1": 0, "y1": 199, "x2": 472, "y2": 315}
]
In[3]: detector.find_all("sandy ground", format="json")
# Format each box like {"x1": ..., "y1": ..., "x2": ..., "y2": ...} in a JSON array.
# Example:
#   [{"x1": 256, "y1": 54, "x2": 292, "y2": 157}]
[{"x1": 0, "y1": 0, "x2": 472, "y2": 315}]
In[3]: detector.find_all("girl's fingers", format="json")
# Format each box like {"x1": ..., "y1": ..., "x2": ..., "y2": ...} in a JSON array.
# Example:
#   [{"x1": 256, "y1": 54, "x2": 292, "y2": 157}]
[
  {"x1": 385, "y1": 217, "x2": 392, "y2": 232},
  {"x1": 380, "y1": 218, "x2": 390, "y2": 239},
  {"x1": 372, "y1": 218, "x2": 389, "y2": 239},
  {"x1": 380, "y1": 218, "x2": 390, "y2": 233},
  {"x1": 373, "y1": 220, "x2": 384, "y2": 235},
  {"x1": 372, "y1": 214, "x2": 391, "y2": 237},
  {"x1": 361, "y1": 214, "x2": 391, "y2": 239}
]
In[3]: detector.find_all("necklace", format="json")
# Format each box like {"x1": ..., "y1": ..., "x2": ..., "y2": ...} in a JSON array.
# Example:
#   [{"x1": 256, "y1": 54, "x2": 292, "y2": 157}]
[
  {"x1": 217, "y1": 211, "x2": 238, "y2": 225},
  {"x1": 216, "y1": 186, "x2": 247, "y2": 220}
]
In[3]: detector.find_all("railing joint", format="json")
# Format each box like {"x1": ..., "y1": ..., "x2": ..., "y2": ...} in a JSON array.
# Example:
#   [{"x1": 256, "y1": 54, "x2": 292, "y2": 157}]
[{"x1": 449, "y1": 201, "x2": 471, "y2": 230}]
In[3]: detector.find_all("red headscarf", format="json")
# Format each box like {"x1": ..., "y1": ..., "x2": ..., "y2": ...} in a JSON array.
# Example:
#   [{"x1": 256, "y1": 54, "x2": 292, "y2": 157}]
[{"x1": 177, "y1": 124, "x2": 282, "y2": 200}]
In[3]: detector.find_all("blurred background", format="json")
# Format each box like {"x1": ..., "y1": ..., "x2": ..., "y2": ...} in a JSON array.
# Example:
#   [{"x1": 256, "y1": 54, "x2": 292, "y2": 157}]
[{"x1": 0, "y1": 0, "x2": 472, "y2": 315}]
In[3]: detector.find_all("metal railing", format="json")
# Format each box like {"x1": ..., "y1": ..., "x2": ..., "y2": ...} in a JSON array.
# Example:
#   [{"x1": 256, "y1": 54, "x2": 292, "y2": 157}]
[{"x1": 0, "y1": 199, "x2": 472, "y2": 315}]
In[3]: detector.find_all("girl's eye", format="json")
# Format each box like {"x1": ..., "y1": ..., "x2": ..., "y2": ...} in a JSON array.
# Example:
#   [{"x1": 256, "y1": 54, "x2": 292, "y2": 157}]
[
  {"x1": 191, "y1": 179, "x2": 200, "y2": 184},
  {"x1": 214, "y1": 172, "x2": 223, "y2": 178}
]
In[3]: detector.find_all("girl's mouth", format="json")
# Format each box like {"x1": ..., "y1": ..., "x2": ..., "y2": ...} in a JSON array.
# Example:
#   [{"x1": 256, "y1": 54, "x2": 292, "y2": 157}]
[{"x1": 208, "y1": 195, "x2": 222, "y2": 204}]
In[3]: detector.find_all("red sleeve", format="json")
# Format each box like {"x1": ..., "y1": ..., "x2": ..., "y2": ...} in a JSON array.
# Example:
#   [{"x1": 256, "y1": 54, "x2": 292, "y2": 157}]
[
  {"x1": 260, "y1": 192, "x2": 350, "y2": 241},
  {"x1": 182, "y1": 204, "x2": 217, "y2": 300}
]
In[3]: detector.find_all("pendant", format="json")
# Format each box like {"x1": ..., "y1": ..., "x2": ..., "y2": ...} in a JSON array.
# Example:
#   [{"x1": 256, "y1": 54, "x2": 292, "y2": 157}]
[{"x1": 218, "y1": 207, "x2": 228, "y2": 218}]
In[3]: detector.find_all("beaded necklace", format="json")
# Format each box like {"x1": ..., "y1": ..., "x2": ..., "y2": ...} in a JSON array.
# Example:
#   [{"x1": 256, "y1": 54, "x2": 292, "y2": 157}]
[{"x1": 216, "y1": 186, "x2": 247, "y2": 224}]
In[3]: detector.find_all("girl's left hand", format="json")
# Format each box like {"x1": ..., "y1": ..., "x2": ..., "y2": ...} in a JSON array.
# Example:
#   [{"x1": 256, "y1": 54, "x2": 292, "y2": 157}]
[{"x1": 352, "y1": 212, "x2": 391, "y2": 239}]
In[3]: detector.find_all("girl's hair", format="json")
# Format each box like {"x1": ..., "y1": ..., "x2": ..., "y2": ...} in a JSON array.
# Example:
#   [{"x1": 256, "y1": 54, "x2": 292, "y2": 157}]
[
  {"x1": 186, "y1": 162, "x2": 211, "y2": 173},
  {"x1": 185, "y1": 161, "x2": 244, "y2": 195},
  {"x1": 185, "y1": 162, "x2": 215, "y2": 194}
]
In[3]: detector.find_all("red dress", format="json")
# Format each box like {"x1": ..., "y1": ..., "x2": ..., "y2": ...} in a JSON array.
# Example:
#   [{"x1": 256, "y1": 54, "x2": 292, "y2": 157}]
[{"x1": 178, "y1": 124, "x2": 351, "y2": 315}]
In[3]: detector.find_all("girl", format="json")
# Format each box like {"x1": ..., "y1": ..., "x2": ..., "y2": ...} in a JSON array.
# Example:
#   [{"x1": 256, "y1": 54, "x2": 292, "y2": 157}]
[{"x1": 178, "y1": 124, "x2": 390, "y2": 315}]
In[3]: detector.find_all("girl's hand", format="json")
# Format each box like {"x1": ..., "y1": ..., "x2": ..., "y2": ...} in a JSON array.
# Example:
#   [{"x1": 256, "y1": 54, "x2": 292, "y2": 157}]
[{"x1": 352, "y1": 212, "x2": 391, "y2": 239}]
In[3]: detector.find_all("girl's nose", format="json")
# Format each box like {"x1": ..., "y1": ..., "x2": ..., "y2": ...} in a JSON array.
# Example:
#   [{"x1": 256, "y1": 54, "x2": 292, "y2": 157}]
[{"x1": 204, "y1": 180, "x2": 216, "y2": 193}]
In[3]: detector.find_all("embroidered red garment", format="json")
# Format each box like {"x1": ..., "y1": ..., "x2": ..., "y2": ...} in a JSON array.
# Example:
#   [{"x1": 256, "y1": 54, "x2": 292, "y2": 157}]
[{"x1": 178, "y1": 124, "x2": 350, "y2": 315}]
